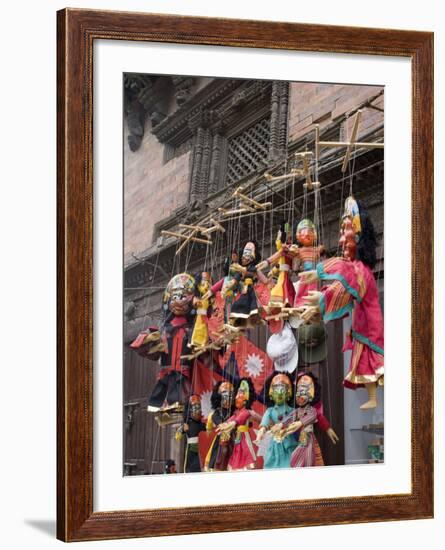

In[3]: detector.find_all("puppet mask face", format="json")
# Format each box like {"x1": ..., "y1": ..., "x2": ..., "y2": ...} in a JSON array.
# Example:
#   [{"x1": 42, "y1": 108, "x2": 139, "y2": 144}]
[
  {"x1": 270, "y1": 374, "x2": 292, "y2": 406},
  {"x1": 235, "y1": 380, "x2": 250, "y2": 409},
  {"x1": 296, "y1": 375, "x2": 315, "y2": 407},
  {"x1": 296, "y1": 219, "x2": 317, "y2": 247},
  {"x1": 165, "y1": 274, "x2": 195, "y2": 316},
  {"x1": 189, "y1": 395, "x2": 202, "y2": 421},
  {"x1": 219, "y1": 382, "x2": 234, "y2": 409},
  {"x1": 339, "y1": 217, "x2": 357, "y2": 261},
  {"x1": 241, "y1": 242, "x2": 256, "y2": 266}
]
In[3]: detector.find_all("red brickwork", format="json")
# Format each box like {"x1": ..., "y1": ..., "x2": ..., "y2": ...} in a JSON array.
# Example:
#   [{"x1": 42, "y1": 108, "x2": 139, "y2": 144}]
[
  {"x1": 288, "y1": 83, "x2": 384, "y2": 142},
  {"x1": 124, "y1": 119, "x2": 190, "y2": 264}
]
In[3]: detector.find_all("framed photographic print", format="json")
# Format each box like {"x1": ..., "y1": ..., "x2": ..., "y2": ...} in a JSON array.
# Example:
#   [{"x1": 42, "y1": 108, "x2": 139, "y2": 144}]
[{"x1": 57, "y1": 8, "x2": 434, "y2": 542}]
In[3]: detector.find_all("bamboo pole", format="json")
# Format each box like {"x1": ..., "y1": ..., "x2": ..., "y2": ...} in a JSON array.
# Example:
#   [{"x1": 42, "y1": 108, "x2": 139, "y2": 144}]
[
  {"x1": 318, "y1": 140, "x2": 384, "y2": 149},
  {"x1": 342, "y1": 110, "x2": 362, "y2": 173}
]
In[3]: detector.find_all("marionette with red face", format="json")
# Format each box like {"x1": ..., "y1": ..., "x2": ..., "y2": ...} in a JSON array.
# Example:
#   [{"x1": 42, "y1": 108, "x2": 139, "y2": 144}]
[
  {"x1": 298, "y1": 197, "x2": 384, "y2": 409},
  {"x1": 204, "y1": 381, "x2": 235, "y2": 472},
  {"x1": 216, "y1": 378, "x2": 258, "y2": 471}
]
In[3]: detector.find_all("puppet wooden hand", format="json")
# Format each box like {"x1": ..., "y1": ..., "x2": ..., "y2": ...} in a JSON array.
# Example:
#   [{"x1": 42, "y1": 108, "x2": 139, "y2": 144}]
[
  {"x1": 255, "y1": 260, "x2": 269, "y2": 271},
  {"x1": 299, "y1": 269, "x2": 318, "y2": 284},
  {"x1": 216, "y1": 421, "x2": 236, "y2": 434},
  {"x1": 283, "y1": 420, "x2": 303, "y2": 437},
  {"x1": 254, "y1": 427, "x2": 266, "y2": 444},
  {"x1": 326, "y1": 428, "x2": 339, "y2": 444},
  {"x1": 201, "y1": 289, "x2": 213, "y2": 301},
  {"x1": 296, "y1": 305, "x2": 320, "y2": 323},
  {"x1": 303, "y1": 290, "x2": 322, "y2": 306}
]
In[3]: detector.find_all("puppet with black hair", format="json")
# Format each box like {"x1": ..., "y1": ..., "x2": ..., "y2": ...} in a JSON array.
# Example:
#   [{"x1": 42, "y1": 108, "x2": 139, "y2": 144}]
[
  {"x1": 281, "y1": 372, "x2": 324, "y2": 468},
  {"x1": 204, "y1": 381, "x2": 235, "y2": 472},
  {"x1": 204, "y1": 241, "x2": 268, "y2": 328},
  {"x1": 255, "y1": 372, "x2": 298, "y2": 469},
  {"x1": 138, "y1": 273, "x2": 197, "y2": 411},
  {"x1": 190, "y1": 271, "x2": 213, "y2": 350},
  {"x1": 216, "y1": 377, "x2": 259, "y2": 470},
  {"x1": 175, "y1": 395, "x2": 206, "y2": 472},
  {"x1": 298, "y1": 197, "x2": 384, "y2": 409}
]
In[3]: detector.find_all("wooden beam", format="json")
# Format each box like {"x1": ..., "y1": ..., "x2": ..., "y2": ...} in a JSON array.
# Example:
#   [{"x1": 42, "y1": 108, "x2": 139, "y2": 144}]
[
  {"x1": 233, "y1": 186, "x2": 272, "y2": 209},
  {"x1": 318, "y1": 140, "x2": 384, "y2": 149},
  {"x1": 341, "y1": 110, "x2": 362, "y2": 173}
]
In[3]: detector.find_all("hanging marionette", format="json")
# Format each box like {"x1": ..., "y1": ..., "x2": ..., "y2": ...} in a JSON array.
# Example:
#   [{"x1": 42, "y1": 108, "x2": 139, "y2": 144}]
[
  {"x1": 145, "y1": 273, "x2": 197, "y2": 411},
  {"x1": 282, "y1": 372, "x2": 324, "y2": 468},
  {"x1": 204, "y1": 241, "x2": 267, "y2": 328},
  {"x1": 216, "y1": 378, "x2": 260, "y2": 471},
  {"x1": 290, "y1": 218, "x2": 325, "y2": 307},
  {"x1": 190, "y1": 271, "x2": 213, "y2": 350},
  {"x1": 255, "y1": 372, "x2": 297, "y2": 469},
  {"x1": 175, "y1": 395, "x2": 206, "y2": 473},
  {"x1": 256, "y1": 222, "x2": 296, "y2": 311},
  {"x1": 204, "y1": 381, "x2": 235, "y2": 472},
  {"x1": 298, "y1": 197, "x2": 384, "y2": 409}
]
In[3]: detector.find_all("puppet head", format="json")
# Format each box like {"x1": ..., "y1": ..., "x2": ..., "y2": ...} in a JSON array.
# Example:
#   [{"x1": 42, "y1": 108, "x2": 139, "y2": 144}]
[
  {"x1": 218, "y1": 381, "x2": 235, "y2": 409},
  {"x1": 188, "y1": 395, "x2": 202, "y2": 421},
  {"x1": 340, "y1": 197, "x2": 377, "y2": 268},
  {"x1": 163, "y1": 273, "x2": 196, "y2": 316},
  {"x1": 296, "y1": 219, "x2": 317, "y2": 247},
  {"x1": 235, "y1": 378, "x2": 254, "y2": 410},
  {"x1": 295, "y1": 374, "x2": 315, "y2": 406},
  {"x1": 295, "y1": 372, "x2": 321, "y2": 407},
  {"x1": 240, "y1": 241, "x2": 257, "y2": 266},
  {"x1": 269, "y1": 373, "x2": 293, "y2": 406}
]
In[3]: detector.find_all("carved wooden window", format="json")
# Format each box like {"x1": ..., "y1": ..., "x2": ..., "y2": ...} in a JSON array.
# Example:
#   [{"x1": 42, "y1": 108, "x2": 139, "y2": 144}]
[{"x1": 226, "y1": 116, "x2": 271, "y2": 185}]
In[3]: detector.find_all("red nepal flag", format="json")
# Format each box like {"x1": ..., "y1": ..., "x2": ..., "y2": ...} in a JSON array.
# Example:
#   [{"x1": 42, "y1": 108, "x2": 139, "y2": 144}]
[
  {"x1": 191, "y1": 358, "x2": 223, "y2": 420},
  {"x1": 221, "y1": 334, "x2": 274, "y2": 395}
]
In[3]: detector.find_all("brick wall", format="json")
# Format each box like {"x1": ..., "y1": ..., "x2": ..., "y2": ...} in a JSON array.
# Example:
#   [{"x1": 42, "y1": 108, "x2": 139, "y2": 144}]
[
  {"x1": 288, "y1": 82, "x2": 384, "y2": 142},
  {"x1": 124, "y1": 118, "x2": 191, "y2": 264}
]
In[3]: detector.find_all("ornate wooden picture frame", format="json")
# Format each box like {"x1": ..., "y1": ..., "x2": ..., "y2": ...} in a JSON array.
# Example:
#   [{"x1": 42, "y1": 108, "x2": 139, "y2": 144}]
[{"x1": 57, "y1": 8, "x2": 433, "y2": 542}]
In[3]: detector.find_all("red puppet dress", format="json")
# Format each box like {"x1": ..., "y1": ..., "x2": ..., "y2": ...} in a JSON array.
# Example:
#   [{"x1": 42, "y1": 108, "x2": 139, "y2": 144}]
[
  {"x1": 227, "y1": 408, "x2": 257, "y2": 470},
  {"x1": 316, "y1": 257, "x2": 384, "y2": 388}
]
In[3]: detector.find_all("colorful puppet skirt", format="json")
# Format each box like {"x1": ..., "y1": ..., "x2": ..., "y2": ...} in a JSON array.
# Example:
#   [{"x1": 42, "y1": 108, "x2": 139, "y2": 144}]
[
  {"x1": 343, "y1": 338, "x2": 384, "y2": 389},
  {"x1": 229, "y1": 284, "x2": 259, "y2": 325},
  {"x1": 269, "y1": 269, "x2": 295, "y2": 308},
  {"x1": 190, "y1": 315, "x2": 208, "y2": 348},
  {"x1": 264, "y1": 435, "x2": 298, "y2": 469},
  {"x1": 228, "y1": 429, "x2": 256, "y2": 470},
  {"x1": 290, "y1": 432, "x2": 318, "y2": 468},
  {"x1": 205, "y1": 434, "x2": 233, "y2": 471}
]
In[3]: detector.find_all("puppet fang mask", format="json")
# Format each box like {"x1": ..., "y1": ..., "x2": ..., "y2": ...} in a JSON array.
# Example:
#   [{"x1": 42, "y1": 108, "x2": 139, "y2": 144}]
[
  {"x1": 296, "y1": 375, "x2": 315, "y2": 406},
  {"x1": 189, "y1": 395, "x2": 202, "y2": 420},
  {"x1": 241, "y1": 242, "x2": 256, "y2": 265},
  {"x1": 219, "y1": 382, "x2": 234, "y2": 409}
]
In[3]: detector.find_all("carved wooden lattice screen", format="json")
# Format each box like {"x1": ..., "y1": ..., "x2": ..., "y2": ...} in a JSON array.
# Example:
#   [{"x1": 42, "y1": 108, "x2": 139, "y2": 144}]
[{"x1": 226, "y1": 116, "x2": 271, "y2": 185}]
